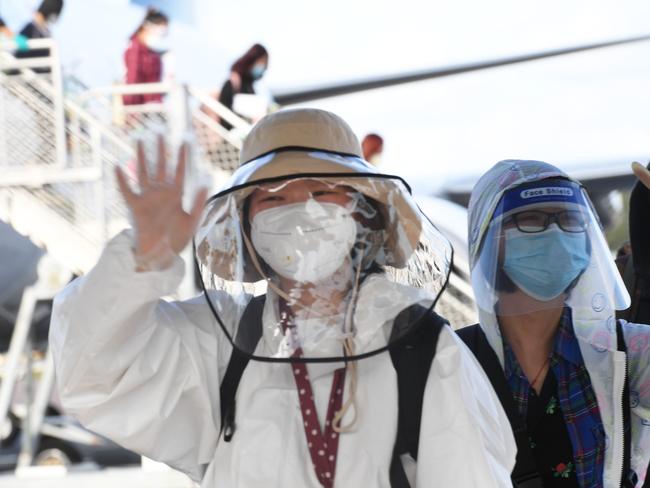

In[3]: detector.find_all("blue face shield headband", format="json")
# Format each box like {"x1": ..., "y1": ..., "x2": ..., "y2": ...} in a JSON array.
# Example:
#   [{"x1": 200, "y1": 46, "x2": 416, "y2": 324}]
[{"x1": 496, "y1": 180, "x2": 592, "y2": 301}]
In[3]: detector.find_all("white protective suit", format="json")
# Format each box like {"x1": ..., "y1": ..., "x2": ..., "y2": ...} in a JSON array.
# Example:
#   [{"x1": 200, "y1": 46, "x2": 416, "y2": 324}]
[{"x1": 50, "y1": 231, "x2": 517, "y2": 487}]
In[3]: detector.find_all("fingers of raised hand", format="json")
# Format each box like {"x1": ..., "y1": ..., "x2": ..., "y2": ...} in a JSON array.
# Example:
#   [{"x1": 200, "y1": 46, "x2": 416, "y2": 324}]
[
  {"x1": 155, "y1": 134, "x2": 167, "y2": 183},
  {"x1": 115, "y1": 166, "x2": 138, "y2": 206},
  {"x1": 133, "y1": 138, "x2": 184, "y2": 192},
  {"x1": 136, "y1": 140, "x2": 150, "y2": 189},
  {"x1": 136, "y1": 137, "x2": 171, "y2": 189},
  {"x1": 117, "y1": 139, "x2": 192, "y2": 215},
  {"x1": 167, "y1": 187, "x2": 208, "y2": 254},
  {"x1": 174, "y1": 143, "x2": 187, "y2": 190},
  {"x1": 189, "y1": 187, "x2": 209, "y2": 229},
  {"x1": 632, "y1": 162, "x2": 650, "y2": 190}
]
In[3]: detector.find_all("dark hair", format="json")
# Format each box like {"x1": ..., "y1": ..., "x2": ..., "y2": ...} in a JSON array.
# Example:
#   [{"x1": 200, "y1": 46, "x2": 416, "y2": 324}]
[
  {"x1": 132, "y1": 7, "x2": 168, "y2": 38},
  {"x1": 231, "y1": 44, "x2": 269, "y2": 78},
  {"x1": 361, "y1": 133, "x2": 384, "y2": 161},
  {"x1": 37, "y1": 0, "x2": 64, "y2": 19}
]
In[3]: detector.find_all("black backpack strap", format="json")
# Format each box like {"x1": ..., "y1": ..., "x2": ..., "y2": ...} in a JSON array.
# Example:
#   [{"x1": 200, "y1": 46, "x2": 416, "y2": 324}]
[
  {"x1": 389, "y1": 307, "x2": 445, "y2": 488},
  {"x1": 616, "y1": 320, "x2": 637, "y2": 487},
  {"x1": 219, "y1": 295, "x2": 266, "y2": 442},
  {"x1": 457, "y1": 324, "x2": 543, "y2": 488},
  {"x1": 219, "y1": 299, "x2": 446, "y2": 487},
  {"x1": 389, "y1": 451, "x2": 411, "y2": 488}
]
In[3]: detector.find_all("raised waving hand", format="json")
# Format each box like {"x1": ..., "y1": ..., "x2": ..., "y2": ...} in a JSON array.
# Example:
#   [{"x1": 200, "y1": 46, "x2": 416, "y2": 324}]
[{"x1": 115, "y1": 137, "x2": 208, "y2": 271}]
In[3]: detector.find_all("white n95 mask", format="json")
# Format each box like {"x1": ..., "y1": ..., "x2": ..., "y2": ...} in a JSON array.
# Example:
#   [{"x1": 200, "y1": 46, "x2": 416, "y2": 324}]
[{"x1": 251, "y1": 200, "x2": 357, "y2": 283}]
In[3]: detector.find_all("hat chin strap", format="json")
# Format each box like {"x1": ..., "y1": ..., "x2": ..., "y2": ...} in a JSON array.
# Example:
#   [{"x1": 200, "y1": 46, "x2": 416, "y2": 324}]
[{"x1": 240, "y1": 222, "x2": 360, "y2": 432}]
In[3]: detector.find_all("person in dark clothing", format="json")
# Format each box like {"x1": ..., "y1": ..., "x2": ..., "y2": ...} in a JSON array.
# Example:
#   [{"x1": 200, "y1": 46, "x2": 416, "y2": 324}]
[
  {"x1": 616, "y1": 162, "x2": 650, "y2": 325},
  {"x1": 123, "y1": 7, "x2": 169, "y2": 106},
  {"x1": 458, "y1": 159, "x2": 650, "y2": 488},
  {"x1": 14, "y1": 0, "x2": 63, "y2": 69},
  {"x1": 217, "y1": 43, "x2": 269, "y2": 129},
  {"x1": 20, "y1": 0, "x2": 63, "y2": 38}
]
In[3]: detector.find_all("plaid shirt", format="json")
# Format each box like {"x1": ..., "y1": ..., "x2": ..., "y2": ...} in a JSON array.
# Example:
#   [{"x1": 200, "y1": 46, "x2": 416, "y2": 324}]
[
  {"x1": 503, "y1": 309, "x2": 606, "y2": 488},
  {"x1": 123, "y1": 37, "x2": 163, "y2": 105}
]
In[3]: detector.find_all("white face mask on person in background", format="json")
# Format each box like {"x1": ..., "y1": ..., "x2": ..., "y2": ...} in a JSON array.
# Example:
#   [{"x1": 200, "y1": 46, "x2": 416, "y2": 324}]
[
  {"x1": 143, "y1": 26, "x2": 168, "y2": 52},
  {"x1": 46, "y1": 14, "x2": 58, "y2": 30},
  {"x1": 251, "y1": 200, "x2": 357, "y2": 284}
]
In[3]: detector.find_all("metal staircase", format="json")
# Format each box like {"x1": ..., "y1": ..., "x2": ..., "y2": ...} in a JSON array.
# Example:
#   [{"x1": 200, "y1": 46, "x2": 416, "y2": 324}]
[
  {"x1": 0, "y1": 38, "x2": 249, "y2": 472},
  {"x1": 1, "y1": 39, "x2": 247, "y2": 276}
]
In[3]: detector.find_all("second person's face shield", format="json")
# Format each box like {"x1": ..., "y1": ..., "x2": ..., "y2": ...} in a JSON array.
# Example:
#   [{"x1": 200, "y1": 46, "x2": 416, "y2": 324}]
[
  {"x1": 194, "y1": 153, "x2": 452, "y2": 362},
  {"x1": 471, "y1": 179, "x2": 630, "y2": 317}
]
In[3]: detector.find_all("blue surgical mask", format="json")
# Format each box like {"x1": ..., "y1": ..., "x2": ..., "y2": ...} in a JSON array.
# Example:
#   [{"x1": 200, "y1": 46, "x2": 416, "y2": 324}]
[
  {"x1": 250, "y1": 64, "x2": 266, "y2": 80},
  {"x1": 502, "y1": 225, "x2": 590, "y2": 301}
]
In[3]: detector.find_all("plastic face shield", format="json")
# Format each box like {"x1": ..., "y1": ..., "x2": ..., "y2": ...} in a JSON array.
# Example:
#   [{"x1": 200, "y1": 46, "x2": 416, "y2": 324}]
[
  {"x1": 194, "y1": 151, "x2": 452, "y2": 362},
  {"x1": 470, "y1": 180, "x2": 630, "y2": 317}
]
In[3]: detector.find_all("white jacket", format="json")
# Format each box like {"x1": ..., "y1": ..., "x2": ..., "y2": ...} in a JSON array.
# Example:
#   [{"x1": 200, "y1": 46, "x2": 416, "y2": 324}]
[{"x1": 50, "y1": 231, "x2": 516, "y2": 487}]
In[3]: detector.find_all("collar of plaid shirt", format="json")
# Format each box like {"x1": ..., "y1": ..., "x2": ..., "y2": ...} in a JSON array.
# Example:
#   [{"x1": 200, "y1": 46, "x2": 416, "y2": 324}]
[{"x1": 502, "y1": 308, "x2": 606, "y2": 488}]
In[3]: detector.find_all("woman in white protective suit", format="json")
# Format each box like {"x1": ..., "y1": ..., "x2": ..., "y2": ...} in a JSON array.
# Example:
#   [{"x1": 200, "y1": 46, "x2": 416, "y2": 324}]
[
  {"x1": 457, "y1": 160, "x2": 650, "y2": 488},
  {"x1": 50, "y1": 108, "x2": 516, "y2": 487}
]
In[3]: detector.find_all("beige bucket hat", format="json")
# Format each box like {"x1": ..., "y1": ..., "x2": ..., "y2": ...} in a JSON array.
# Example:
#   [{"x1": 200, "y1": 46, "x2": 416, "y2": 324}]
[
  {"x1": 240, "y1": 108, "x2": 362, "y2": 164},
  {"x1": 195, "y1": 108, "x2": 424, "y2": 282}
]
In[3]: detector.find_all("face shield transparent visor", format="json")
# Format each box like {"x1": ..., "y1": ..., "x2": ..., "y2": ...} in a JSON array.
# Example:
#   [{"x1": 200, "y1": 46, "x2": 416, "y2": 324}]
[
  {"x1": 471, "y1": 183, "x2": 630, "y2": 317},
  {"x1": 194, "y1": 152, "x2": 452, "y2": 362}
]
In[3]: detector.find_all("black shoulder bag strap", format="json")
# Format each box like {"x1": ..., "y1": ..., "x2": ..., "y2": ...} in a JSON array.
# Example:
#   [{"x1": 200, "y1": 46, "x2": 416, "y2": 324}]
[
  {"x1": 219, "y1": 295, "x2": 265, "y2": 442},
  {"x1": 616, "y1": 320, "x2": 636, "y2": 487},
  {"x1": 457, "y1": 324, "x2": 543, "y2": 488},
  {"x1": 388, "y1": 307, "x2": 445, "y2": 488}
]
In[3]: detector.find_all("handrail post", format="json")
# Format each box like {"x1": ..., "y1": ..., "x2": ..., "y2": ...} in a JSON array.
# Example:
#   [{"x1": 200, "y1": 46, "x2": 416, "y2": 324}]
[
  {"x1": 17, "y1": 350, "x2": 56, "y2": 469},
  {"x1": 90, "y1": 124, "x2": 108, "y2": 243},
  {"x1": 171, "y1": 84, "x2": 200, "y2": 299},
  {"x1": 48, "y1": 42, "x2": 67, "y2": 169},
  {"x1": 17, "y1": 329, "x2": 35, "y2": 468},
  {"x1": 0, "y1": 287, "x2": 37, "y2": 440}
]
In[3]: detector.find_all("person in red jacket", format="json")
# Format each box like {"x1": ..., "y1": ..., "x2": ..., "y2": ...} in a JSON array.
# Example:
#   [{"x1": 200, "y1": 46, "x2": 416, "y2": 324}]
[{"x1": 123, "y1": 7, "x2": 169, "y2": 106}]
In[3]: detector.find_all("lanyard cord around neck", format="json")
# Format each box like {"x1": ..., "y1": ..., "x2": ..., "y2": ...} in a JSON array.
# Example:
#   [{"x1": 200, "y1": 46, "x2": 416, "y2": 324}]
[{"x1": 279, "y1": 299, "x2": 346, "y2": 488}]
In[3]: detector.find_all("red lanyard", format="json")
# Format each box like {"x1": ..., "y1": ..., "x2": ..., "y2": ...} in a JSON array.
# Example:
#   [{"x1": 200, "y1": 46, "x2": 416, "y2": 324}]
[{"x1": 279, "y1": 300, "x2": 346, "y2": 488}]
